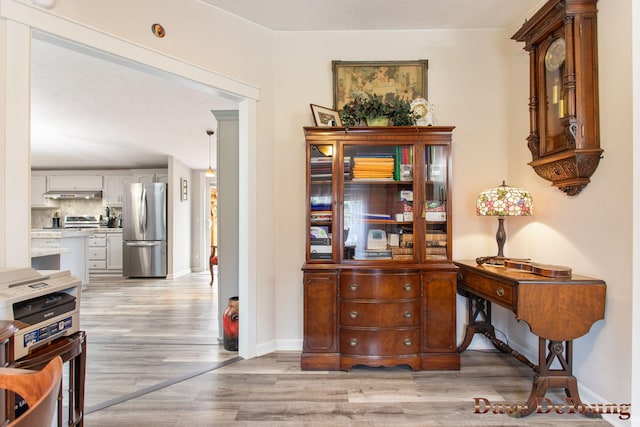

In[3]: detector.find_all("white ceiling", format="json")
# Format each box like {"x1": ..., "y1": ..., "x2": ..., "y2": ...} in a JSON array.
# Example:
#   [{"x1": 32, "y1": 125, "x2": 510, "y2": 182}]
[
  {"x1": 30, "y1": 0, "x2": 542, "y2": 171},
  {"x1": 200, "y1": 0, "x2": 542, "y2": 31},
  {"x1": 30, "y1": 36, "x2": 238, "y2": 171}
]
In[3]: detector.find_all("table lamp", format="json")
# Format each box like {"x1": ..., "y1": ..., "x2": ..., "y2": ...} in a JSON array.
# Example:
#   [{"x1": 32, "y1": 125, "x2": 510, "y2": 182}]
[{"x1": 476, "y1": 181, "x2": 533, "y2": 258}]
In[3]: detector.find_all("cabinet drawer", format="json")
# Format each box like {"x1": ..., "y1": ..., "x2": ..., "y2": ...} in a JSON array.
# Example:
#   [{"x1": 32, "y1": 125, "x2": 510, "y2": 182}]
[
  {"x1": 458, "y1": 270, "x2": 514, "y2": 310},
  {"x1": 340, "y1": 328, "x2": 420, "y2": 356},
  {"x1": 340, "y1": 272, "x2": 420, "y2": 300},
  {"x1": 88, "y1": 248, "x2": 107, "y2": 260},
  {"x1": 88, "y1": 260, "x2": 107, "y2": 269},
  {"x1": 341, "y1": 301, "x2": 420, "y2": 327},
  {"x1": 89, "y1": 237, "x2": 107, "y2": 247}
]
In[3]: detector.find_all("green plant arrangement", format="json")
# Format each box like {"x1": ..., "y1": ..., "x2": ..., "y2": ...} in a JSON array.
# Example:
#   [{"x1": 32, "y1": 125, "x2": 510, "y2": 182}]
[{"x1": 339, "y1": 94, "x2": 417, "y2": 128}]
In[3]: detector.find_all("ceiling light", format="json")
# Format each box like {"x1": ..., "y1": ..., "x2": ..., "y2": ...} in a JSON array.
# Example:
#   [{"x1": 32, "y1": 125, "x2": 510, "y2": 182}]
[{"x1": 205, "y1": 130, "x2": 215, "y2": 177}]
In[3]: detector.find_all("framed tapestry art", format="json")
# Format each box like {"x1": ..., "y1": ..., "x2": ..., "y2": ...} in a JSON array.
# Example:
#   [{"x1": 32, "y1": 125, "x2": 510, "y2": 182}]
[{"x1": 332, "y1": 60, "x2": 428, "y2": 110}]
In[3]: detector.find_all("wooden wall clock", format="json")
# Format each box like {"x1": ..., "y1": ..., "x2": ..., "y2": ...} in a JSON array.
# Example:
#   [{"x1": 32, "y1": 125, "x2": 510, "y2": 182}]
[{"x1": 512, "y1": 0, "x2": 602, "y2": 196}]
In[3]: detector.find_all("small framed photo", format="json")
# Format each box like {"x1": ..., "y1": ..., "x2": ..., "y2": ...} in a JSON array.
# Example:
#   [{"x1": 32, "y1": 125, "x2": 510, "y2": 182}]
[
  {"x1": 180, "y1": 178, "x2": 188, "y2": 201},
  {"x1": 310, "y1": 104, "x2": 342, "y2": 127}
]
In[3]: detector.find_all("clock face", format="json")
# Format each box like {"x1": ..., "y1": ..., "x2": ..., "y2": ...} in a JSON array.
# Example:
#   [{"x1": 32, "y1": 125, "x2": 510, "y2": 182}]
[{"x1": 545, "y1": 38, "x2": 566, "y2": 71}]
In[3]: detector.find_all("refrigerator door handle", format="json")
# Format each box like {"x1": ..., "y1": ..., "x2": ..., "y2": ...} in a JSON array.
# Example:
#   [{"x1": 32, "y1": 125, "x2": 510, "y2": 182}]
[
  {"x1": 140, "y1": 186, "x2": 147, "y2": 234},
  {"x1": 124, "y1": 241, "x2": 163, "y2": 247}
]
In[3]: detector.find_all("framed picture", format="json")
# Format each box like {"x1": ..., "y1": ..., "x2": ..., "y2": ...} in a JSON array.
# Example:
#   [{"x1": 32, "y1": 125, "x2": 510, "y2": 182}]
[
  {"x1": 310, "y1": 104, "x2": 342, "y2": 127},
  {"x1": 332, "y1": 60, "x2": 428, "y2": 110},
  {"x1": 180, "y1": 178, "x2": 188, "y2": 201}
]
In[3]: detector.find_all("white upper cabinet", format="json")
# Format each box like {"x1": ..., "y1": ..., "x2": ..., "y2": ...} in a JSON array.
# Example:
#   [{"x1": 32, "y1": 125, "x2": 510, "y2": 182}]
[
  {"x1": 47, "y1": 174, "x2": 103, "y2": 191},
  {"x1": 103, "y1": 175, "x2": 134, "y2": 206},
  {"x1": 31, "y1": 175, "x2": 60, "y2": 208}
]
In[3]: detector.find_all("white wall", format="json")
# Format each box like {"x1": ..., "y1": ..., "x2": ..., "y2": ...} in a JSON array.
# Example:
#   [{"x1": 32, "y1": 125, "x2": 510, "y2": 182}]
[
  {"x1": 632, "y1": 0, "x2": 640, "y2": 421},
  {"x1": 504, "y1": 0, "x2": 634, "y2": 415},
  {"x1": 169, "y1": 156, "x2": 192, "y2": 278},
  {"x1": 273, "y1": 29, "x2": 510, "y2": 347}
]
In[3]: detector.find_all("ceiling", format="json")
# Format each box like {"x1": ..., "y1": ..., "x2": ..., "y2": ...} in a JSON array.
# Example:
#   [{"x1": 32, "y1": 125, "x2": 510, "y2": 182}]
[
  {"x1": 200, "y1": 0, "x2": 542, "y2": 31},
  {"x1": 30, "y1": 0, "x2": 542, "y2": 171}
]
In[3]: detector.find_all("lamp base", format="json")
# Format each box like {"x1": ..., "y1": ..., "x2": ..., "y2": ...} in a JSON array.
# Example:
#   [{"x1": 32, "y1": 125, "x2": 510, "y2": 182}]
[{"x1": 496, "y1": 217, "x2": 506, "y2": 258}]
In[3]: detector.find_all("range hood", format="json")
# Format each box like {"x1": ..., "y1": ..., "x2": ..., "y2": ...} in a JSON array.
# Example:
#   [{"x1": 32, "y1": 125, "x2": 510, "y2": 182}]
[{"x1": 42, "y1": 190, "x2": 102, "y2": 200}]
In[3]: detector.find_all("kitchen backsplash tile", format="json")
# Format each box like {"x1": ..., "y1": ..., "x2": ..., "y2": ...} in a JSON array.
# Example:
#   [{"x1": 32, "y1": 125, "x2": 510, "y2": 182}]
[{"x1": 31, "y1": 199, "x2": 122, "y2": 229}]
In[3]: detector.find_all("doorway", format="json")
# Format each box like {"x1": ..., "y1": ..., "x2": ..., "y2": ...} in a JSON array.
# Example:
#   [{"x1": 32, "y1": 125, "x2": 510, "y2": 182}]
[{"x1": 1, "y1": 5, "x2": 259, "y2": 358}]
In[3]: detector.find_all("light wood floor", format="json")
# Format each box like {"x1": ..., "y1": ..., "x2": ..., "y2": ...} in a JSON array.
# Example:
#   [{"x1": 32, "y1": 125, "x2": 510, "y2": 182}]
[{"x1": 80, "y1": 272, "x2": 612, "y2": 426}]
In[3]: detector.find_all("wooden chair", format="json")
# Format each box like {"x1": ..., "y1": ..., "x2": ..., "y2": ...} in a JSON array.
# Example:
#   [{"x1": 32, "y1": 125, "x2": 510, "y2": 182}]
[
  {"x1": 209, "y1": 245, "x2": 218, "y2": 286},
  {"x1": 0, "y1": 356, "x2": 63, "y2": 427}
]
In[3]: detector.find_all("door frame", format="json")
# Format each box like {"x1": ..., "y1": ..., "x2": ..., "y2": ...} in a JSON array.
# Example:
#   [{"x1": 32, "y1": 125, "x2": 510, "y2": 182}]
[{"x1": 0, "y1": 0, "x2": 258, "y2": 359}]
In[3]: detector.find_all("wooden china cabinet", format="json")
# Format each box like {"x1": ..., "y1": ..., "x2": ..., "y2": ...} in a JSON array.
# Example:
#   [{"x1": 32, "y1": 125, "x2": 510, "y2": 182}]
[{"x1": 301, "y1": 126, "x2": 459, "y2": 371}]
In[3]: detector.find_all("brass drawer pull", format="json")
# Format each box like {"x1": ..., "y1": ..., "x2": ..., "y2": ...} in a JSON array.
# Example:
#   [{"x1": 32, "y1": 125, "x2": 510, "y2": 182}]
[
  {"x1": 496, "y1": 287, "x2": 505, "y2": 297},
  {"x1": 349, "y1": 338, "x2": 359, "y2": 347},
  {"x1": 403, "y1": 338, "x2": 412, "y2": 346},
  {"x1": 403, "y1": 311, "x2": 412, "y2": 319},
  {"x1": 403, "y1": 284, "x2": 412, "y2": 292},
  {"x1": 349, "y1": 311, "x2": 359, "y2": 319},
  {"x1": 349, "y1": 283, "x2": 358, "y2": 292}
]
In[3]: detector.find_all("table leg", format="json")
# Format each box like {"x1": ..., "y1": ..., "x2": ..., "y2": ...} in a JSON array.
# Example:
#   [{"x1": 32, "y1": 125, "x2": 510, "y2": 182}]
[
  {"x1": 458, "y1": 295, "x2": 537, "y2": 371},
  {"x1": 518, "y1": 338, "x2": 600, "y2": 418}
]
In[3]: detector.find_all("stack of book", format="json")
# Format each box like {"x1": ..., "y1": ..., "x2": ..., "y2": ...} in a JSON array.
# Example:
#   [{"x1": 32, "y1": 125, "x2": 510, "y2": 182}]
[
  {"x1": 344, "y1": 157, "x2": 352, "y2": 179},
  {"x1": 391, "y1": 247, "x2": 414, "y2": 260},
  {"x1": 310, "y1": 211, "x2": 332, "y2": 222},
  {"x1": 426, "y1": 146, "x2": 447, "y2": 181},
  {"x1": 359, "y1": 249, "x2": 392, "y2": 260},
  {"x1": 310, "y1": 196, "x2": 332, "y2": 223},
  {"x1": 424, "y1": 201, "x2": 446, "y2": 221},
  {"x1": 310, "y1": 157, "x2": 332, "y2": 181},
  {"x1": 394, "y1": 146, "x2": 413, "y2": 181},
  {"x1": 425, "y1": 233, "x2": 447, "y2": 259},
  {"x1": 310, "y1": 226, "x2": 332, "y2": 260},
  {"x1": 352, "y1": 155, "x2": 394, "y2": 180}
]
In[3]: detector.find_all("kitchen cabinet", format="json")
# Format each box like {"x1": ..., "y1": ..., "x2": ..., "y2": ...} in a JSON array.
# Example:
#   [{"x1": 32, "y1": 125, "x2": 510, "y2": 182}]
[
  {"x1": 88, "y1": 230, "x2": 123, "y2": 275},
  {"x1": 103, "y1": 175, "x2": 133, "y2": 206},
  {"x1": 31, "y1": 229, "x2": 91, "y2": 287},
  {"x1": 60, "y1": 234, "x2": 90, "y2": 286},
  {"x1": 133, "y1": 170, "x2": 168, "y2": 184},
  {"x1": 30, "y1": 175, "x2": 60, "y2": 208},
  {"x1": 301, "y1": 126, "x2": 458, "y2": 372},
  {"x1": 107, "y1": 233, "x2": 123, "y2": 270},
  {"x1": 47, "y1": 174, "x2": 103, "y2": 191},
  {"x1": 88, "y1": 233, "x2": 107, "y2": 271}
]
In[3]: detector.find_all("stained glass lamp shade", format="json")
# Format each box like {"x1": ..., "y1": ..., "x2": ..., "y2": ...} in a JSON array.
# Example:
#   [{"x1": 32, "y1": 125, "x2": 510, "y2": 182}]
[{"x1": 476, "y1": 181, "x2": 533, "y2": 258}]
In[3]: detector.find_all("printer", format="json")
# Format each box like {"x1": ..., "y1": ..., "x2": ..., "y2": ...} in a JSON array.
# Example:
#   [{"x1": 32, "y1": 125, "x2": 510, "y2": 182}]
[{"x1": 0, "y1": 267, "x2": 81, "y2": 360}]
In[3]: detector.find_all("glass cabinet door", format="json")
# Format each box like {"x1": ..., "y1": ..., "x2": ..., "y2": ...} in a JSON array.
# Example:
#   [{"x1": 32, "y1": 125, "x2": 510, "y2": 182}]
[
  {"x1": 423, "y1": 145, "x2": 449, "y2": 261},
  {"x1": 342, "y1": 143, "x2": 415, "y2": 262},
  {"x1": 308, "y1": 144, "x2": 335, "y2": 261}
]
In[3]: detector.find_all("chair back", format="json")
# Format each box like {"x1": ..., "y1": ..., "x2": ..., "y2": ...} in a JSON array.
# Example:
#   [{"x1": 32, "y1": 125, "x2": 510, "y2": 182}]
[{"x1": 0, "y1": 356, "x2": 63, "y2": 427}]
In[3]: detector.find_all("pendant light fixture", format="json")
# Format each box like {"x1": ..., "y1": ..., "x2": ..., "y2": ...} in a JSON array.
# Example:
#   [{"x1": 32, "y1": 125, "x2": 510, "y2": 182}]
[{"x1": 205, "y1": 130, "x2": 215, "y2": 177}]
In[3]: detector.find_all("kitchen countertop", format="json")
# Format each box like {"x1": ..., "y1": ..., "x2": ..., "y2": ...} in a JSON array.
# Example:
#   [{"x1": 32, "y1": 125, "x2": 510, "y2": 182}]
[
  {"x1": 31, "y1": 229, "x2": 97, "y2": 238},
  {"x1": 94, "y1": 227, "x2": 123, "y2": 233},
  {"x1": 31, "y1": 227, "x2": 122, "y2": 238},
  {"x1": 31, "y1": 228, "x2": 95, "y2": 258},
  {"x1": 31, "y1": 247, "x2": 70, "y2": 257}
]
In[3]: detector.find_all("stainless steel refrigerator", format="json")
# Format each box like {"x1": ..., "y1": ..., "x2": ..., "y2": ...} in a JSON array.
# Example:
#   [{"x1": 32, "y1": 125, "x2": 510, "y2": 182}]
[{"x1": 122, "y1": 182, "x2": 167, "y2": 278}]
